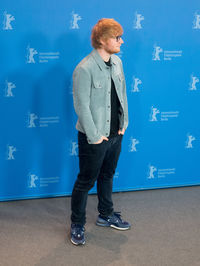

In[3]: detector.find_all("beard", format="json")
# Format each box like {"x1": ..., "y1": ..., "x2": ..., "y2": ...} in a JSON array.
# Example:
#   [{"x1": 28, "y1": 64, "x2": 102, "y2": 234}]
[{"x1": 104, "y1": 45, "x2": 120, "y2": 55}]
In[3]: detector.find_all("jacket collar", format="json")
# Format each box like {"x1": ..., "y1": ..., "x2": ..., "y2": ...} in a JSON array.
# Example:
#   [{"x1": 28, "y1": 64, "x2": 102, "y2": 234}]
[{"x1": 91, "y1": 49, "x2": 117, "y2": 70}]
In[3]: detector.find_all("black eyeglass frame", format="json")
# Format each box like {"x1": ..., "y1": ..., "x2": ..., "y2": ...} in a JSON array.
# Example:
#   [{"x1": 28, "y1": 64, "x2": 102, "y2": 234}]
[{"x1": 115, "y1": 35, "x2": 122, "y2": 42}]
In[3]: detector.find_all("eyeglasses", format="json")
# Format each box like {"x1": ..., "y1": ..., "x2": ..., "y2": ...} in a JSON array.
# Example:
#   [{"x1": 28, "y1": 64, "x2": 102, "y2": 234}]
[{"x1": 115, "y1": 35, "x2": 122, "y2": 42}]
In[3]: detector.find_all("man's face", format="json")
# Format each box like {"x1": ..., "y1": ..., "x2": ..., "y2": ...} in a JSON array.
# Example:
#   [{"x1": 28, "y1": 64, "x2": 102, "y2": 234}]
[{"x1": 100, "y1": 35, "x2": 124, "y2": 54}]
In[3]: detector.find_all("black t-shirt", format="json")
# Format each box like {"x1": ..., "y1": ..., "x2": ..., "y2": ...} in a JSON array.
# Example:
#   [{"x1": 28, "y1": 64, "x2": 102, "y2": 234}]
[{"x1": 104, "y1": 59, "x2": 120, "y2": 137}]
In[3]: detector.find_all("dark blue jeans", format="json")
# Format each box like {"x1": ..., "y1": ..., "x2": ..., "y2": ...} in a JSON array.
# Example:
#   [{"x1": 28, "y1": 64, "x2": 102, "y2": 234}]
[{"x1": 71, "y1": 131, "x2": 123, "y2": 226}]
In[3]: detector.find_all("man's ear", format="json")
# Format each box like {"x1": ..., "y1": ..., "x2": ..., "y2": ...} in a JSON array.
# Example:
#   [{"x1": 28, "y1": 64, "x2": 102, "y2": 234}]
[{"x1": 99, "y1": 37, "x2": 106, "y2": 47}]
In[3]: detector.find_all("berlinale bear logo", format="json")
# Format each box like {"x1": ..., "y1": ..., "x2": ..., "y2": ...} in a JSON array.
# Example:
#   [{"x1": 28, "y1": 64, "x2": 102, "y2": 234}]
[{"x1": 3, "y1": 11, "x2": 15, "y2": 30}]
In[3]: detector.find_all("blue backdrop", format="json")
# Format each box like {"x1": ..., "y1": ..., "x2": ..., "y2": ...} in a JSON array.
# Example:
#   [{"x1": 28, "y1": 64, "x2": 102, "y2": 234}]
[{"x1": 0, "y1": 0, "x2": 200, "y2": 201}]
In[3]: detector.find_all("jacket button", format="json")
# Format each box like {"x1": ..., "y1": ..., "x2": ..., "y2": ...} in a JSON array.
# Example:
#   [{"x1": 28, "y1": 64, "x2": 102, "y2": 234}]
[
  {"x1": 107, "y1": 120, "x2": 109, "y2": 122},
  {"x1": 108, "y1": 106, "x2": 110, "y2": 108}
]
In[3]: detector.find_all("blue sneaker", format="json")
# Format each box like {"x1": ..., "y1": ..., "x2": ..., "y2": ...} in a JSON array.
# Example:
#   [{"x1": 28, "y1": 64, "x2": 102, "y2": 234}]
[
  {"x1": 96, "y1": 212, "x2": 131, "y2": 231},
  {"x1": 70, "y1": 223, "x2": 85, "y2": 245}
]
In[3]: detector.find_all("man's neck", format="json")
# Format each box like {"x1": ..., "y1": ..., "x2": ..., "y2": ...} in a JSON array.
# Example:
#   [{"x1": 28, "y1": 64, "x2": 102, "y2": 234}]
[{"x1": 96, "y1": 48, "x2": 111, "y2": 62}]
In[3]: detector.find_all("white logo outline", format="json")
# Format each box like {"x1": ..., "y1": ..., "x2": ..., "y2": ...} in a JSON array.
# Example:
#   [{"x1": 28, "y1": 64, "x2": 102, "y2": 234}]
[
  {"x1": 3, "y1": 11, "x2": 15, "y2": 30},
  {"x1": 70, "y1": 11, "x2": 82, "y2": 29}
]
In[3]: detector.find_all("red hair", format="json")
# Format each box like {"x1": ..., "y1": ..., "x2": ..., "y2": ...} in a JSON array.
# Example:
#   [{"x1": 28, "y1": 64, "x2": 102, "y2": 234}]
[{"x1": 91, "y1": 18, "x2": 123, "y2": 49}]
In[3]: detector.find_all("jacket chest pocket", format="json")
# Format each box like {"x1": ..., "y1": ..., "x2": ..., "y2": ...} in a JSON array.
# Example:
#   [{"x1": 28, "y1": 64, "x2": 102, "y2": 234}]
[
  {"x1": 117, "y1": 73, "x2": 124, "y2": 83},
  {"x1": 113, "y1": 74, "x2": 124, "y2": 90},
  {"x1": 91, "y1": 80, "x2": 106, "y2": 101},
  {"x1": 93, "y1": 80, "x2": 103, "y2": 89}
]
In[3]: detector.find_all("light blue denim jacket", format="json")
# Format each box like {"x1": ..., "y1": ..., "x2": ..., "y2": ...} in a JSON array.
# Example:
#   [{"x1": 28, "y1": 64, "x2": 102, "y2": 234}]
[{"x1": 73, "y1": 49, "x2": 128, "y2": 144}]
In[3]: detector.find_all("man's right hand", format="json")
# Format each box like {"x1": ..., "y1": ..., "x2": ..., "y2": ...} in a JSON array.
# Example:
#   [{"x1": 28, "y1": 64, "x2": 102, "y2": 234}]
[{"x1": 93, "y1": 136, "x2": 109, "y2": 144}]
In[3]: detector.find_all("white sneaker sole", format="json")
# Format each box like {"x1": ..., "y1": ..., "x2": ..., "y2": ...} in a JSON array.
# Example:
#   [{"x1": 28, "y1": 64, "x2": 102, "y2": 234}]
[
  {"x1": 71, "y1": 238, "x2": 85, "y2": 246},
  {"x1": 96, "y1": 222, "x2": 131, "y2": 231}
]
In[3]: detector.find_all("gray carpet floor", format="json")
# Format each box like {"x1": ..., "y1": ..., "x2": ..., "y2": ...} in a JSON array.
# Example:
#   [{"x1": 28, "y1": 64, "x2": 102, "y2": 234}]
[{"x1": 0, "y1": 186, "x2": 200, "y2": 266}]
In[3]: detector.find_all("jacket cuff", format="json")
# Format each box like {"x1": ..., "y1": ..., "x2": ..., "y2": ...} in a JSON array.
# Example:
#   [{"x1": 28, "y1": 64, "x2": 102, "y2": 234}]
[{"x1": 87, "y1": 132, "x2": 102, "y2": 144}]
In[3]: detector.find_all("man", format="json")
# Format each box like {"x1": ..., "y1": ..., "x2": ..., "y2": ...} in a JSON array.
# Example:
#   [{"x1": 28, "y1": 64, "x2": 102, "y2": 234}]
[{"x1": 70, "y1": 18, "x2": 130, "y2": 246}]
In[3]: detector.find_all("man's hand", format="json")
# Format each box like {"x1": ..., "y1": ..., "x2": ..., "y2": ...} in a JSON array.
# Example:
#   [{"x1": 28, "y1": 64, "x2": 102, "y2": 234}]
[
  {"x1": 93, "y1": 136, "x2": 109, "y2": 144},
  {"x1": 118, "y1": 128, "x2": 125, "y2": 135}
]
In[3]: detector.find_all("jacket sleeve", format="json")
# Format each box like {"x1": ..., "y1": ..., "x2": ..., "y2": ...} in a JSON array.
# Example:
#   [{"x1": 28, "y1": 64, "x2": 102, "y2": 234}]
[{"x1": 73, "y1": 66, "x2": 102, "y2": 143}]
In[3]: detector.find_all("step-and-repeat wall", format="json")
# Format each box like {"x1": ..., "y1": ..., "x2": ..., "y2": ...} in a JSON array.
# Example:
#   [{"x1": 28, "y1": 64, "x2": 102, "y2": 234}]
[{"x1": 1, "y1": 0, "x2": 200, "y2": 201}]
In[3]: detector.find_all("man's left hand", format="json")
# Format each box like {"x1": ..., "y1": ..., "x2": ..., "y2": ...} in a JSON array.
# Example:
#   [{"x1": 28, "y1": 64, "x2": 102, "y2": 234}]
[{"x1": 118, "y1": 128, "x2": 125, "y2": 135}]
